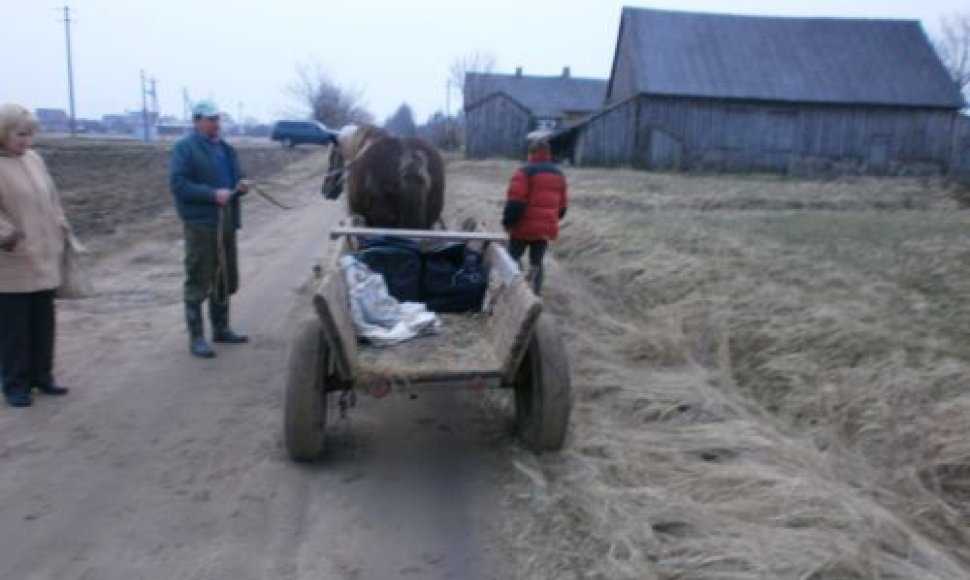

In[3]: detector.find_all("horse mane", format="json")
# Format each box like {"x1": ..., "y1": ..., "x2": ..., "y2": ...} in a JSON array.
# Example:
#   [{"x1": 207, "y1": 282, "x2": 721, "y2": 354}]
[{"x1": 339, "y1": 124, "x2": 387, "y2": 162}]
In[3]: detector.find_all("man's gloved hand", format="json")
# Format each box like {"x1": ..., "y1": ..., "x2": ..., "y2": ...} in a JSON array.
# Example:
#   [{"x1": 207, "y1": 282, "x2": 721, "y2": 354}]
[
  {"x1": 214, "y1": 188, "x2": 233, "y2": 206},
  {"x1": 559, "y1": 207, "x2": 567, "y2": 220}
]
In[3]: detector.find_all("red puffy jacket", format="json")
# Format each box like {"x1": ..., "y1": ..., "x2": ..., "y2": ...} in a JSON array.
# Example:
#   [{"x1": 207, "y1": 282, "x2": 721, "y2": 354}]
[{"x1": 502, "y1": 150, "x2": 568, "y2": 241}]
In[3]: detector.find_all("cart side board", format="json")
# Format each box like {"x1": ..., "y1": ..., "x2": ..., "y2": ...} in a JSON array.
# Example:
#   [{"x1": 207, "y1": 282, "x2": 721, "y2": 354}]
[
  {"x1": 313, "y1": 236, "x2": 358, "y2": 383},
  {"x1": 486, "y1": 273, "x2": 542, "y2": 385}
]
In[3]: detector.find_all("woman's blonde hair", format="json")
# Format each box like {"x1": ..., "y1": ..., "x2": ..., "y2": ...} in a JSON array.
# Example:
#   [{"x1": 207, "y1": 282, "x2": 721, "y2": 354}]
[{"x1": 0, "y1": 103, "x2": 39, "y2": 148}]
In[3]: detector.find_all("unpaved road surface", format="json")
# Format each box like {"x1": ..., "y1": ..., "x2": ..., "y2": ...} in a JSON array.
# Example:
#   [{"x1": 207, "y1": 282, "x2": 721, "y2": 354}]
[{"x1": 0, "y1": 159, "x2": 516, "y2": 580}]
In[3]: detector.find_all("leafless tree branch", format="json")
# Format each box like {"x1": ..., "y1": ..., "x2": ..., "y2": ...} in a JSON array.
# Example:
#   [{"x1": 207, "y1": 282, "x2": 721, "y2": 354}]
[
  {"x1": 934, "y1": 14, "x2": 970, "y2": 102},
  {"x1": 283, "y1": 61, "x2": 374, "y2": 127}
]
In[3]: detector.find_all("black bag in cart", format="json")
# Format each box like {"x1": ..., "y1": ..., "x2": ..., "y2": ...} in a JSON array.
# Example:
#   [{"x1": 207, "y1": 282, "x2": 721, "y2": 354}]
[
  {"x1": 421, "y1": 243, "x2": 489, "y2": 313},
  {"x1": 354, "y1": 236, "x2": 422, "y2": 303}
]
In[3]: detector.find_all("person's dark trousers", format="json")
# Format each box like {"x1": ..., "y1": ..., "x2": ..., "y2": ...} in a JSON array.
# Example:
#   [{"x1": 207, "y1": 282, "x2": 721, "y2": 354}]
[
  {"x1": 183, "y1": 221, "x2": 245, "y2": 356},
  {"x1": 508, "y1": 239, "x2": 548, "y2": 295},
  {"x1": 0, "y1": 290, "x2": 58, "y2": 406}
]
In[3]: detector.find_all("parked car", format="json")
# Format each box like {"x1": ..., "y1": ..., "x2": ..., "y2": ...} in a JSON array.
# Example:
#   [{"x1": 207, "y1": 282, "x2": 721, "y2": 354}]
[{"x1": 270, "y1": 120, "x2": 336, "y2": 147}]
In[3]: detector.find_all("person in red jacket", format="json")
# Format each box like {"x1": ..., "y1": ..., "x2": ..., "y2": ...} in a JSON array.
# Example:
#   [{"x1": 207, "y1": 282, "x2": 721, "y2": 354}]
[{"x1": 501, "y1": 136, "x2": 567, "y2": 295}]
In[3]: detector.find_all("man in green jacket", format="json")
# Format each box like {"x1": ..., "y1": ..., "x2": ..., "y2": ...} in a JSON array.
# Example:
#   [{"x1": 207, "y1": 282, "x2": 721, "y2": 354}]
[{"x1": 169, "y1": 100, "x2": 250, "y2": 358}]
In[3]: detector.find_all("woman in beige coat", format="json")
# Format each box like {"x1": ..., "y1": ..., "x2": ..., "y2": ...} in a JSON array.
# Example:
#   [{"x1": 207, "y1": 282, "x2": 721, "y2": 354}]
[{"x1": 0, "y1": 104, "x2": 72, "y2": 407}]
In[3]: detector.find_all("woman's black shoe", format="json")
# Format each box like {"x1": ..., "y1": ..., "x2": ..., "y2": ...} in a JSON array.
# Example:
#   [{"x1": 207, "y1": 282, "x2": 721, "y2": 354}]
[
  {"x1": 36, "y1": 384, "x2": 69, "y2": 396},
  {"x1": 4, "y1": 388, "x2": 32, "y2": 407}
]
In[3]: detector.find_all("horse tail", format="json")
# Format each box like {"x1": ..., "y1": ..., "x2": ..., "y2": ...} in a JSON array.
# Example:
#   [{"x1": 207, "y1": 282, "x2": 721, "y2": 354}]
[{"x1": 398, "y1": 147, "x2": 430, "y2": 228}]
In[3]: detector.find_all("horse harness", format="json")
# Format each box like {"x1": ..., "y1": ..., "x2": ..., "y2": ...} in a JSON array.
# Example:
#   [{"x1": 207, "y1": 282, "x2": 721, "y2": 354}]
[{"x1": 322, "y1": 135, "x2": 379, "y2": 199}]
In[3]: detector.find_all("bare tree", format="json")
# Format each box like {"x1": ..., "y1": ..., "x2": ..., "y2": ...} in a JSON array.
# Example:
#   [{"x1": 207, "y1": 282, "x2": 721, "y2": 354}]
[
  {"x1": 383, "y1": 103, "x2": 417, "y2": 138},
  {"x1": 284, "y1": 61, "x2": 374, "y2": 128},
  {"x1": 419, "y1": 111, "x2": 463, "y2": 151},
  {"x1": 934, "y1": 14, "x2": 970, "y2": 103},
  {"x1": 448, "y1": 50, "x2": 497, "y2": 106}
]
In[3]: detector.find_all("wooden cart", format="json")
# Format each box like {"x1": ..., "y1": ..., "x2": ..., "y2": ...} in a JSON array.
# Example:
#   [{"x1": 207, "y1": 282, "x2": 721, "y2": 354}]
[{"x1": 283, "y1": 226, "x2": 571, "y2": 462}]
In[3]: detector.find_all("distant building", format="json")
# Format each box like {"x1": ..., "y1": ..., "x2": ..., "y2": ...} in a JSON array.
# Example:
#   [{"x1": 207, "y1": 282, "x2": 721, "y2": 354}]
[
  {"x1": 560, "y1": 8, "x2": 965, "y2": 175},
  {"x1": 463, "y1": 67, "x2": 607, "y2": 158},
  {"x1": 101, "y1": 114, "x2": 132, "y2": 134},
  {"x1": 156, "y1": 116, "x2": 190, "y2": 138},
  {"x1": 35, "y1": 108, "x2": 70, "y2": 134},
  {"x1": 75, "y1": 119, "x2": 104, "y2": 134}
]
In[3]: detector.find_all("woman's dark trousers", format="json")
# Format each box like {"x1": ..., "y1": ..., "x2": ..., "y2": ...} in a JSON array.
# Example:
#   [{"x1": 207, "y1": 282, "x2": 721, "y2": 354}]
[{"x1": 0, "y1": 290, "x2": 56, "y2": 405}]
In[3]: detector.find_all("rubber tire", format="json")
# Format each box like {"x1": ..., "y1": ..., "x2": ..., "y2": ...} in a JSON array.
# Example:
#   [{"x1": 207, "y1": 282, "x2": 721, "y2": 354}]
[
  {"x1": 513, "y1": 314, "x2": 572, "y2": 452},
  {"x1": 284, "y1": 318, "x2": 328, "y2": 462}
]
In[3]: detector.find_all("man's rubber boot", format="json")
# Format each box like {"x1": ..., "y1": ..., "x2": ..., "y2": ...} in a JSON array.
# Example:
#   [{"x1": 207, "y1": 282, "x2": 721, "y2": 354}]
[
  {"x1": 209, "y1": 301, "x2": 248, "y2": 344},
  {"x1": 185, "y1": 301, "x2": 216, "y2": 358},
  {"x1": 3, "y1": 382, "x2": 32, "y2": 407}
]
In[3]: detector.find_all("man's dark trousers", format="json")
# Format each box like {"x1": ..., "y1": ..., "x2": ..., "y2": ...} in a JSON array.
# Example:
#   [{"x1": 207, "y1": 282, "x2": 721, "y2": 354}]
[{"x1": 183, "y1": 222, "x2": 238, "y2": 302}]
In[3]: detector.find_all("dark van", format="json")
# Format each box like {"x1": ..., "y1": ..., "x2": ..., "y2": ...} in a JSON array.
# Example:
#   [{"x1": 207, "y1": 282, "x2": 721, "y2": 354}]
[{"x1": 270, "y1": 120, "x2": 336, "y2": 147}]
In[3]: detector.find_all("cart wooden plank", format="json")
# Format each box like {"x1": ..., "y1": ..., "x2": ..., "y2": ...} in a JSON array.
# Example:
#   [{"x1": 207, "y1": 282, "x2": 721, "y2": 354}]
[{"x1": 330, "y1": 226, "x2": 508, "y2": 244}]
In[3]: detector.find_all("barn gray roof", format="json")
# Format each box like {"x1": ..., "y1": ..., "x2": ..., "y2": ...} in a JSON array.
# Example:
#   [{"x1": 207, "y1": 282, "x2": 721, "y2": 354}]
[
  {"x1": 464, "y1": 72, "x2": 608, "y2": 117},
  {"x1": 611, "y1": 7, "x2": 965, "y2": 109}
]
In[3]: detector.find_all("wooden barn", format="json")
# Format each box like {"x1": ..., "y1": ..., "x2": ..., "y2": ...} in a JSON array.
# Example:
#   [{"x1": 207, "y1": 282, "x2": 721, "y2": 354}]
[
  {"x1": 954, "y1": 115, "x2": 970, "y2": 178},
  {"x1": 558, "y1": 8, "x2": 966, "y2": 175},
  {"x1": 463, "y1": 68, "x2": 607, "y2": 159}
]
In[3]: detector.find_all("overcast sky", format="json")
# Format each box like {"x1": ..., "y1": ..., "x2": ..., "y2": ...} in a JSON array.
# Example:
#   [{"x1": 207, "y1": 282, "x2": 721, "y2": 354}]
[{"x1": 0, "y1": 0, "x2": 966, "y2": 125}]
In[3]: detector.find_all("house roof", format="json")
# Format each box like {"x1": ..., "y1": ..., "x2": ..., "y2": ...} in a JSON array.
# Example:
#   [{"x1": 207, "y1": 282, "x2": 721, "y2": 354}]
[
  {"x1": 464, "y1": 71, "x2": 608, "y2": 117},
  {"x1": 610, "y1": 7, "x2": 965, "y2": 109}
]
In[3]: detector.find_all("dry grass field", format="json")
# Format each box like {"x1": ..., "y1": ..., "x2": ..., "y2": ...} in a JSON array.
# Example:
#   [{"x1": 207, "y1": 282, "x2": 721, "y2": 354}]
[{"x1": 448, "y1": 162, "x2": 970, "y2": 579}]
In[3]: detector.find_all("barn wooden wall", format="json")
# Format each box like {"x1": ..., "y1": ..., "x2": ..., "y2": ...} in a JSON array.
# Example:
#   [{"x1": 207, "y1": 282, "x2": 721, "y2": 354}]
[
  {"x1": 952, "y1": 115, "x2": 970, "y2": 177},
  {"x1": 464, "y1": 95, "x2": 531, "y2": 159},
  {"x1": 573, "y1": 98, "x2": 639, "y2": 166},
  {"x1": 576, "y1": 95, "x2": 958, "y2": 174}
]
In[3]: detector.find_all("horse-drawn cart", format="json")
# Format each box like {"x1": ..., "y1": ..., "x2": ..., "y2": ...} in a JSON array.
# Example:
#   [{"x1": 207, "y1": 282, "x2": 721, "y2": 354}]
[{"x1": 283, "y1": 225, "x2": 572, "y2": 462}]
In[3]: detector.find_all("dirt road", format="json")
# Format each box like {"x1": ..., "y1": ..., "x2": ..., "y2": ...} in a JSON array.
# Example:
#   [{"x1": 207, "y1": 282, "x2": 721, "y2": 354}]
[{"x1": 0, "y1": 166, "x2": 514, "y2": 579}]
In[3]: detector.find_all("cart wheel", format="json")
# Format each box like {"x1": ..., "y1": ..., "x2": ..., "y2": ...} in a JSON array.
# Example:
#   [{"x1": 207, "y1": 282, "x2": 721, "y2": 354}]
[
  {"x1": 513, "y1": 313, "x2": 571, "y2": 452},
  {"x1": 284, "y1": 318, "x2": 329, "y2": 462}
]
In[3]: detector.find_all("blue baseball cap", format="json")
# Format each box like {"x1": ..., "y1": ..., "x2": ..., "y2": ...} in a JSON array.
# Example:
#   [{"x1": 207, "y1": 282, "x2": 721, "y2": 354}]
[{"x1": 192, "y1": 100, "x2": 220, "y2": 117}]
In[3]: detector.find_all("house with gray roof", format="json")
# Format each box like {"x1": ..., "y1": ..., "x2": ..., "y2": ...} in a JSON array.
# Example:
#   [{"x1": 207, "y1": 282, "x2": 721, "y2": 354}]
[
  {"x1": 463, "y1": 68, "x2": 607, "y2": 158},
  {"x1": 563, "y1": 7, "x2": 965, "y2": 174}
]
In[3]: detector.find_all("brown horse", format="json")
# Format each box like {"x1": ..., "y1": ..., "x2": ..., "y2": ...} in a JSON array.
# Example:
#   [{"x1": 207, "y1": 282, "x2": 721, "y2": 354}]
[{"x1": 321, "y1": 124, "x2": 445, "y2": 229}]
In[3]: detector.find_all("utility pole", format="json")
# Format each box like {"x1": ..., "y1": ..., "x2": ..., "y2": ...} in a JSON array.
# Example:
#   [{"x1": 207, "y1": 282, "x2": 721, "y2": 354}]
[
  {"x1": 140, "y1": 69, "x2": 150, "y2": 141},
  {"x1": 182, "y1": 87, "x2": 192, "y2": 122},
  {"x1": 62, "y1": 6, "x2": 77, "y2": 136},
  {"x1": 150, "y1": 77, "x2": 159, "y2": 116},
  {"x1": 445, "y1": 80, "x2": 452, "y2": 118}
]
